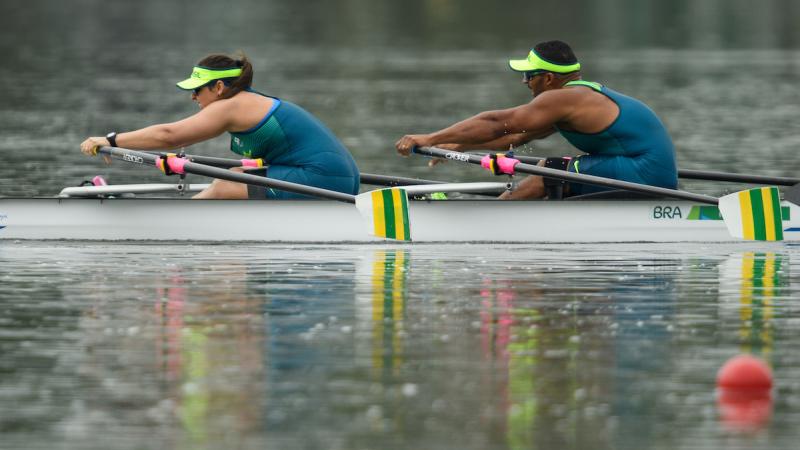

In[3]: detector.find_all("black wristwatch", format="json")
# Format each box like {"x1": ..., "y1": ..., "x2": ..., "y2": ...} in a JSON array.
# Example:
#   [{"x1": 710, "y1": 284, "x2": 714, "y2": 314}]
[{"x1": 106, "y1": 132, "x2": 118, "y2": 147}]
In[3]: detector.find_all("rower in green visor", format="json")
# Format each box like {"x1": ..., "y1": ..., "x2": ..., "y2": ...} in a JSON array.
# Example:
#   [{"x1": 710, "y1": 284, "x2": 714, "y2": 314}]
[
  {"x1": 80, "y1": 53, "x2": 360, "y2": 200},
  {"x1": 395, "y1": 40, "x2": 677, "y2": 199}
]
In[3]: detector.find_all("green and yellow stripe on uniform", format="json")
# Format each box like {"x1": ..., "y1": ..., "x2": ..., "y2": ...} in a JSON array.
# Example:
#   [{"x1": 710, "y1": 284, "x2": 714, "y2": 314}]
[
  {"x1": 355, "y1": 188, "x2": 411, "y2": 241},
  {"x1": 719, "y1": 187, "x2": 784, "y2": 241}
]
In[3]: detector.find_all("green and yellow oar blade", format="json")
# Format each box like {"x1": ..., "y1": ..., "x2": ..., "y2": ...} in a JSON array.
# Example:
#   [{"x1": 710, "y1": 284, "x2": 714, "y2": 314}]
[
  {"x1": 355, "y1": 188, "x2": 412, "y2": 241},
  {"x1": 718, "y1": 187, "x2": 784, "y2": 241}
]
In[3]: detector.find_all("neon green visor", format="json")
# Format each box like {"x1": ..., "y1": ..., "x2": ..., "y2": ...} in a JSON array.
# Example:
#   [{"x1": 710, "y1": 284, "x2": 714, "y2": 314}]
[
  {"x1": 508, "y1": 49, "x2": 581, "y2": 74},
  {"x1": 176, "y1": 66, "x2": 243, "y2": 90}
]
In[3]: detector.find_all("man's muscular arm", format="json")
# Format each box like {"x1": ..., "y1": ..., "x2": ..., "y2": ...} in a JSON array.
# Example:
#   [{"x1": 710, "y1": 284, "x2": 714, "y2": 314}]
[{"x1": 396, "y1": 91, "x2": 574, "y2": 155}]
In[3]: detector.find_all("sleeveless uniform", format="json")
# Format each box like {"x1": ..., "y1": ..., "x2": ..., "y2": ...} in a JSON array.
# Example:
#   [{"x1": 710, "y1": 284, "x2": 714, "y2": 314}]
[
  {"x1": 229, "y1": 92, "x2": 360, "y2": 199},
  {"x1": 557, "y1": 81, "x2": 677, "y2": 196}
]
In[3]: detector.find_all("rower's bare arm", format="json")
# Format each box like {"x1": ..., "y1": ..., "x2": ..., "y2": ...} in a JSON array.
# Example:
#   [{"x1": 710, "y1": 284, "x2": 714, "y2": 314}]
[
  {"x1": 80, "y1": 100, "x2": 235, "y2": 156},
  {"x1": 115, "y1": 101, "x2": 234, "y2": 150},
  {"x1": 396, "y1": 94, "x2": 570, "y2": 155},
  {"x1": 448, "y1": 128, "x2": 556, "y2": 151}
]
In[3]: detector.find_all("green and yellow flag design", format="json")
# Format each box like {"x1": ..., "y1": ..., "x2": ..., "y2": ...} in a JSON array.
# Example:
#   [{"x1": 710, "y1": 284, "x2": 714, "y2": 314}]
[
  {"x1": 719, "y1": 187, "x2": 784, "y2": 241},
  {"x1": 355, "y1": 188, "x2": 412, "y2": 241}
]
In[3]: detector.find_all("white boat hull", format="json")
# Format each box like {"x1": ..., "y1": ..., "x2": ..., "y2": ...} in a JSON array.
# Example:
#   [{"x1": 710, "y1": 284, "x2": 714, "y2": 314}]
[{"x1": 1, "y1": 197, "x2": 798, "y2": 242}]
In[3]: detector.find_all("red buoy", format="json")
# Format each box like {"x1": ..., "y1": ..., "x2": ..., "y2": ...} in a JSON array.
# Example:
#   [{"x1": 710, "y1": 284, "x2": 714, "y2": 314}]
[
  {"x1": 716, "y1": 355, "x2": 773, "y2": 433},
  {"x1": 717, "y1": 355, "x2": 773, "y2": 390}
]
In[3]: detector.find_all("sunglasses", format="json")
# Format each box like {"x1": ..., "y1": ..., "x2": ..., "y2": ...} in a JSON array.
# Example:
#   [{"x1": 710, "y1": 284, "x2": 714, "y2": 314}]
[
  {"x1": 192, "y1": 79, "x2": 233, "y2": 95},
  {"x1": 192, "y1": 82, "x2": 214, "y2": 95},
  {"x1": 522, "y1": 70, "x2": 548, "y2": 82}
]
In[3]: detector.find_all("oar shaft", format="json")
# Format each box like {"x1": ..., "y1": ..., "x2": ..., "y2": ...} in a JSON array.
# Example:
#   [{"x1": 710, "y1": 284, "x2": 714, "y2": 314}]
[
  {"x1": 677, "y1": 169, "x2": 799, "y2": 186},
  {"x1": 468, "y1": 151, "x2": 799, "y2": 186},
  {"x1": 99, "y1": 147, "x2": 356, "y2": 203},
  {"x1": 417, "y1": 146, "x2": 719, "y2": 205},
  {"x1": 360, "y1": 173, "x2": 444, "y2": 187},
  {"x1": 162, "y1": 153, "x2": 452, "y2": 188}
]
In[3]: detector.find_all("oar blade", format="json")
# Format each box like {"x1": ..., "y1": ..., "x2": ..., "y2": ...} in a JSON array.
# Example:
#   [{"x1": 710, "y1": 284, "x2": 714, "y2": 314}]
[
  {"x1": 718, "y1": 187, "x2": 784, "y2": 241},
  {"x1": 355, "y1": 188, "x2": 412, "y2": 241}
]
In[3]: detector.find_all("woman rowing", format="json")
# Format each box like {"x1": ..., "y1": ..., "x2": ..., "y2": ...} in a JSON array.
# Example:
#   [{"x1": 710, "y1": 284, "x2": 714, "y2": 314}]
[{"x1": 80, "y1": 53, "x2": 360, "y2": 199}]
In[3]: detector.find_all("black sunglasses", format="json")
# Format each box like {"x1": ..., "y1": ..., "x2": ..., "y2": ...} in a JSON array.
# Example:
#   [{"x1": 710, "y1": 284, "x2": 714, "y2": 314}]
[
  {"x1": 192, "y1": 79, "x2": 234, "y2": 95},
  {"x1": 192, "y1": 82, "x2": 215, "y2": 95},
  {"x1": 523, "y1": 70, "x2": 548, "y2": 82}
]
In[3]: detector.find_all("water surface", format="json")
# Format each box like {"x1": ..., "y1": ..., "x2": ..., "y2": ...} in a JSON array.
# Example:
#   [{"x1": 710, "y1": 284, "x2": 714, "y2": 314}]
[{"x1": 2, "y1": 242, "x2": 799, "y2": 449}]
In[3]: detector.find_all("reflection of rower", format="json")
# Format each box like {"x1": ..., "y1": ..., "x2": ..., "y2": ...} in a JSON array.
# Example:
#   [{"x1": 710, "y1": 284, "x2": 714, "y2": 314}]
[
  {"x1": 478, "y1": 280, "x2": 538, "y2": 448},
  {"x1": 152, "y1": 265, "x2": 266, "y2": 443},
  {"x1": 261, "y1": 258, "x2": 358, "y2": 431}
]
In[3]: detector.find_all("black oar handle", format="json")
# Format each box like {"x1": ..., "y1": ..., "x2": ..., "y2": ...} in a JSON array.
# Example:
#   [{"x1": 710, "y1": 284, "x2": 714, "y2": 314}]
[
  {"x1": 416, "y1": 146, "x2": 719, "y2": 205},
  {"x1": 98, "y1": 147, "x2": 356, "y2": 204}
]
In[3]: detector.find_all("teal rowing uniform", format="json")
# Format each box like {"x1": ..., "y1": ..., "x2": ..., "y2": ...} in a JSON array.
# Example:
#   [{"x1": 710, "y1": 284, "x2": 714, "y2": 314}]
[
  {"x1": 557, "y1": 81, "x2": 677, "y2": 196},
  {"x1": 229, "y1": 91, "x2": 360, "y2": 199}
]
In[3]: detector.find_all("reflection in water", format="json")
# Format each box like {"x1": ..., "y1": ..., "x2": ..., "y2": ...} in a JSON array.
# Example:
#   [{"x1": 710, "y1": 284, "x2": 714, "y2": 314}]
[
  {"x1": 4, "y1": 243, "x2": 800, "y2": 449},
  {"x1": 717, "y1": 252, "x2": 785, "y2": 433},
  {"x1": 151, "y1": 264, "x2": 266, "y2": 448},
  {"x1": 475, "y1": 261, "x2": 684, "y2": 450},
  {"x1": 479, "y1": 280, "x2": 541, "y2": 450},
  {"x1": 357, "y1": 250, "x2": 408, "y2": 379}
]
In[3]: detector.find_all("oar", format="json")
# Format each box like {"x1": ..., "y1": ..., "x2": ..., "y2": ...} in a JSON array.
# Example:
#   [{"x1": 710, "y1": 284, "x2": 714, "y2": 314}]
[
  {"x1": 414, "y1": 146, "x2": 785, "y2": 241},
  {"x1": 156, "y1": 152, "x2": 504, "y2": 197},
  {"x1": 160, "y1": 152, "x2": 451, "y2": 188},
  {"x1": 96, "y1": 146, "x2": 412, "y2": 241},
  {"x1": 678, "y1": 169, "x2": 798, "y2": 186},
  {"x1": 467, "y1": 151, "x2": 800, "y2": 186}
]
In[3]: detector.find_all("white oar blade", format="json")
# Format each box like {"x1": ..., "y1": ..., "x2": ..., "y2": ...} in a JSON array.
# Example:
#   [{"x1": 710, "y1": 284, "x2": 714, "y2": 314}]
[
  {"x1": 718, "y1": 187, "x2": 784, "y2": 241},
  {"x1": 355, "y1": 188, "x2": 412, "y2": 241}
]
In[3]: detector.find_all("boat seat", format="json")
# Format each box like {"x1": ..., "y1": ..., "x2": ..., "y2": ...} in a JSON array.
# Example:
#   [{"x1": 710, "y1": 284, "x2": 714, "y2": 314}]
[{"x1": 563, "y1": 190, "x2": 664, "y2": 201}]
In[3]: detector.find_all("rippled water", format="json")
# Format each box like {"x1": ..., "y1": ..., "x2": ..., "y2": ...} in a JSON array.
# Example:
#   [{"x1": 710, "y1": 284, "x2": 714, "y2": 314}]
[{"x1": 2, "y1": 242, "x2": 800, "y2": 449}]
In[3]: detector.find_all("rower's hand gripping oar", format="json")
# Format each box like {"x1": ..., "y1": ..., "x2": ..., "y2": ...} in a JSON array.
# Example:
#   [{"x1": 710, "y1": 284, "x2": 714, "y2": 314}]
[
  {"x1": 96, "y1": 146, "x2": 413, "y2": 241},
  {"x1": 413, "y1": 146, "x2": 785, "y2": 242}
]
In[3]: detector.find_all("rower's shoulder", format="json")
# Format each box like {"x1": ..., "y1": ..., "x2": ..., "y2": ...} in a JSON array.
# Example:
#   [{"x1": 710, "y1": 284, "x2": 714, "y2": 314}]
[
  {"x1": 557, "y1": 83, "x2": 609, "y2": 107},
  {"x1": 233, "y1": 90, "x2": 275, "y2": 105},
  {"x1": 211, "y1": 91, "x2": 275, "y2": 114},
  {"x1": 531, "y1": 86, "x2": 587, "y2": 107}
]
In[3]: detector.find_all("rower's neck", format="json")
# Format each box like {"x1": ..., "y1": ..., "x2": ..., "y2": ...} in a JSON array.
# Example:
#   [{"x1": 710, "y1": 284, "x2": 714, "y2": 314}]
[{"x1": 556, "y1": 73, "x2": 582, "y2": 88}]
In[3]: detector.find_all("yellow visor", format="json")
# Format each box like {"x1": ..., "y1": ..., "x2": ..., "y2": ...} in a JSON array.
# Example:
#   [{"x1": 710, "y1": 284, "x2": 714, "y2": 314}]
[
  {"x1": 508, "y1": 50, "x2": 581, "y2": 74},
  {"x1": 176, "y1": 66, "x2": 243, "y2": 90}
]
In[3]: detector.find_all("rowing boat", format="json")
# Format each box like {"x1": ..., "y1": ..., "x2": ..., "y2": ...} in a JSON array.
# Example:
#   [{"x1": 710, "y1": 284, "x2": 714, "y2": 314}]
[
  {"x1": 2, "y1": 146, "x2": 792, "y2": 243},
  {"x1": 1, "y1": 193, "x2": 797, "y2": 242}
]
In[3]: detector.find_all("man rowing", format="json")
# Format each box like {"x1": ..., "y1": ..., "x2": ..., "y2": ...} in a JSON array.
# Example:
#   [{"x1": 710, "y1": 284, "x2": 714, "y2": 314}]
[
  {"x1": 80, "y1": 53, "x2": 360, "y2": 199},
  {"x1": 395, "y1": 40, "x2": 677, "y2": 199}
]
